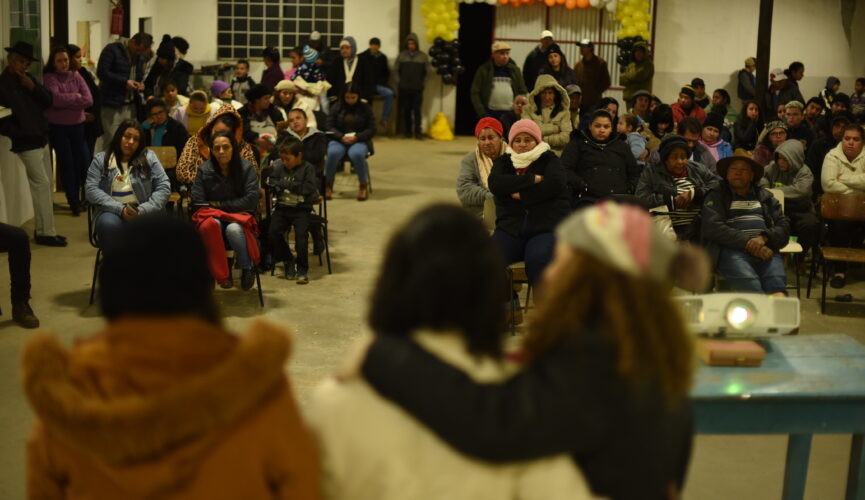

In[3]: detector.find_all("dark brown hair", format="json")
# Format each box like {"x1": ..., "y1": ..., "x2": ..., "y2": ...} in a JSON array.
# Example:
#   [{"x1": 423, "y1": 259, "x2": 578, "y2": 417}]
[{"x1": 523, "y1": 252, "x2": 694, "y2": 406}]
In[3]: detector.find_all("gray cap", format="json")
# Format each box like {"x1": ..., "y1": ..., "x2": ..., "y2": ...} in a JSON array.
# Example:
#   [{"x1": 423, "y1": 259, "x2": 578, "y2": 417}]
[{"x1": 565, "y1": 84, "x2": 582, "y2": 96}]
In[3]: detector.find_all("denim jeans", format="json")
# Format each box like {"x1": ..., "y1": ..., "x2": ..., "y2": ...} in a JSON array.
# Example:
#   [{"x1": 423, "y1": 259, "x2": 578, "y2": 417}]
[
  {"x1": 94, "y1": 212, "x2": 124, "y2": 250},
  {"x1": 492, "y1": 229, "x2": 555, "y2": 286},
  {"x1": 16, "y1": 146, "x2": 56, "y2": 237},
  {"x1": 325, "y1": 140, "x2": 369, "y2": 183},
  {"x1": 220, "y1": 220, "x2": 252, "y2": 269},
  {"x1": 49, "y1": 123, "x2": 90, "y2": 208},
  {"x1": 716, "y1": 248, "x2": 787, "y2": 294},
  {"x1": 376, "y1": 85, "x2": 393, "y2": 121}
]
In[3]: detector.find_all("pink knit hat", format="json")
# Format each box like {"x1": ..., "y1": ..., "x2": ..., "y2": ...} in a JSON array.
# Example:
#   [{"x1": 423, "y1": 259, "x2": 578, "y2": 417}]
[{"x1": 508, "y1": 119, "x2": 542, "y2": 144}]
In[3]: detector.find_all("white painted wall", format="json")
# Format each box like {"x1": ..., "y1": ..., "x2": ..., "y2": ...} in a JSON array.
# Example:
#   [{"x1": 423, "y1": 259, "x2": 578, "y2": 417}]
[
  {"x1": 67, "y1": 0, "x2": 114, "y2": 63},
  {"x1": 654, "y1": 0, "x2": 865, "y2": 110}
]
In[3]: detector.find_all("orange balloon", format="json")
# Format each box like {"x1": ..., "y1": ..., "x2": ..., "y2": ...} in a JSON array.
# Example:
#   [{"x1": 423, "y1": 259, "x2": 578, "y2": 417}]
[
  {"x1": 565, "y1": 0, "x2": 577, "y2": 8},
  {"x1": 545, "y1": 0, "x2": 556, "y2": 5},
  {"x1": 576, "y1": 0, "x2": 590, "y2": 6},
  {"x1": 499, "y1": 0, "x2": 508, "y2": 4}
]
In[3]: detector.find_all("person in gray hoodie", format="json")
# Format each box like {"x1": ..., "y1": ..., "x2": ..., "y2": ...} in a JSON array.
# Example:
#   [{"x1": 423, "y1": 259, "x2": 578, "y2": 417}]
[
  {"x1": 759, "y1": 139, "x2": 820, "y2": 252},
  {"x1": 395, "y1": 33, "x2": 429, "y2": 139}
]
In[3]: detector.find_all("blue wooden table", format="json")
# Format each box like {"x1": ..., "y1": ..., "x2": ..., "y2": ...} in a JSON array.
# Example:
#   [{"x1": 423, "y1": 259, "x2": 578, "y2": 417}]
[{"x1": 692, "y1": 334, "x2": 865, "y2": 500}]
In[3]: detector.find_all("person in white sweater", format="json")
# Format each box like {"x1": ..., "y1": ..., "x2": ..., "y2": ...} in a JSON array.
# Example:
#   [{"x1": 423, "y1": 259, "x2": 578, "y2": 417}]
[{"x1": 308, "y1": 204, "x2": 598, "y2": 500}]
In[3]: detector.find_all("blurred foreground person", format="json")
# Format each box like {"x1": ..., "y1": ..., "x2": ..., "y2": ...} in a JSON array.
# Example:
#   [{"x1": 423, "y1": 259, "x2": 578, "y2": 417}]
[
  {"x1": 310, "y1": 204, "x2": 597, "y2": 500},
  {"x1": 359, "y1": 202, "x2": 707, "y2": 500},
  {"x1": 22, "y1": 216, "x2": 320, "y2": 500}
]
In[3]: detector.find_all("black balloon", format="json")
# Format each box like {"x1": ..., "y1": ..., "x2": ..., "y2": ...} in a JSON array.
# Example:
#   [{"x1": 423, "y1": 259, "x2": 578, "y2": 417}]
[
  {"x1": 429, "y1": 46, "x2": 441, "y2": 57},
  {"x1": 431, "y1": 58, "x2": 440, "y2": 68},
  {"x1": 451, "y1": 40, "x2": 460, "y2": 50},
  {"x1": 442, "y1": 74, "x2": 455, "y2": 85},
  {"x1": 434, "y1": 37, "x2": 445, "y2": 48},
  {"x1": 451, "y1": 57, "x2": 462, "y2": 66},
  {"x1": 436, "y1": 66, "x2": 449, "y2": 75},
  {"x1": 437, "y1": 53, "x2": 451, "y2": 64},
  {"x1": 452, "y1": 64, "x2": 465, "y2": 75}
]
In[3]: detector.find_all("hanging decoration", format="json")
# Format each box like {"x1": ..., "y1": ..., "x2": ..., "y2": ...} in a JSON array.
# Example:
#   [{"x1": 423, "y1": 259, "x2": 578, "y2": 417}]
[
  {"x1": 478, "y1": 0, "x2": 616, "y2": 10},
  {"x1": 422, "y1": 0, "x2": 460, "y2": 43},
  {"x1": 429, "y1": 37, "x2": 465, "y2": 85},
  {"x1": 614, "y1": 0, "x2": 651, "y2": 40}
]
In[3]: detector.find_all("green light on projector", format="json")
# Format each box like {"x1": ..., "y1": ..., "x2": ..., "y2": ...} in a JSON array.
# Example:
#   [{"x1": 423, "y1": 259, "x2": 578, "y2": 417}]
[{"x1": 725, "y1": 382, "x2": 743, "y2": 395}]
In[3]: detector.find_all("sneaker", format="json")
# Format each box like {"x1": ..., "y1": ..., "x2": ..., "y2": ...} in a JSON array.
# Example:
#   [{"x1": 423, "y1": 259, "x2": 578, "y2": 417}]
[
  {"x1": 241, "y1": 269, "x2": 255, "y2": 290},
  {"x1": 283, "y1": 262, "x2": 297, "y2": 280},
  {"x1": 219, "y1": 279, "x2": 234, "y2": 289},
  {"x1": 12, "y1": 301, "x2": 40, "y2": 329},
  {"x1": 296, "y1": 274, "x2": 309, "y2": 285}
]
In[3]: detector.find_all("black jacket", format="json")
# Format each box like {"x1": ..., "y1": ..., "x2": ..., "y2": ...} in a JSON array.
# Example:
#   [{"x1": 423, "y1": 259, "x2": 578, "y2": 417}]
[
  {"x1": 488, "y1": 150, "x2": 570, "y2": 238},
  {"x1": 700, "y1": 182, "x2": 790, "y2": 267},
  {"x1": 561, "y1": 130, "x2": 641, "y2": 206},
  {"x1": 326, "y1": 101, "x2": 377, "y2": 145},
  {"x1": 0, "y1": 69, "x2": 53, "y2": 152},
  {"x1": 359, "y1": 49, "x2": 390, "y2": 88},
  {"x1": 143, "y1": 59, "x2": 193, "y2": 98},
  {"x1": 96, "y1": 40, "x2": 144, "y2": 108},
  {"x1": 805, "y1": 134, "x2": 837, "y2": 199},
  {"x1": 361, "y1": 332, "x2": 694, "y2": 500},
  {"x1": 144, "y1": 117, "x2": 190, "y2": 159},
  {"x1": 238, "y1": 104, "x2": 284, "y2": 145},
  {"x1": 266, "y1": 159, "x2": 319, "y2": 210},
  {"x1": 191, "y1": 159, "x2": 260, "y2": 213},
  {"x1": 77, "y1": 67, "x2": 103, "y2": 139},
  {"x1": 327, "y1": 58, "x2": 376, "y2": 102},
  {"x1": 732, "y1": 117, "x2": 760, "y2": 151},
  {"x1": 276, "y1": 129, "x2": 328, "y2": 176},
  {"x1": 522, "y1": 46, "x2": 547, "y2": 94},
  {"x1": 635, "y1": 159, "x2": 720, "y2": 210}
]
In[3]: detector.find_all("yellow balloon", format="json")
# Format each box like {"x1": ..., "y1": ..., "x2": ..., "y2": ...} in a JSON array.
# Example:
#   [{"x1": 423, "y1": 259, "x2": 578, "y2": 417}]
[
  {"x1": 617, "y1": 28, "x2": 627, "y2": 39},
  {"x1": 436, "y1": 23, "x2": 447, "y2": 34},
  {"x1": 449, "y1": 20, "x2": 459, "y2": 30},
  {"x1": 640, "y1": 30, "x2": 651, "y2": 40},
  {"x1": 624, "y1": 26, "x2": 638, "y2": 37}
]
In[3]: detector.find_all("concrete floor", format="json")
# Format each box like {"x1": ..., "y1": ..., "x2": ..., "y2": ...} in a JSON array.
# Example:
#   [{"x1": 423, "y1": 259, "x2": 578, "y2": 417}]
[{"x1": 1, "y1": 136, "x2": 863, "y2": 499}]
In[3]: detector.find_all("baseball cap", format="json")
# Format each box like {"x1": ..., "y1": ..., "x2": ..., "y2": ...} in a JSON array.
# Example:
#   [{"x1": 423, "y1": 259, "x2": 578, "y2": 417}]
[
  {"x1": 491, "y1": 41, "x2": 511, "y2": 53},
  {"x1": 541, "y1": 30, "x2": 554, "y2": 39},
  {"x1": 576, "y1": 38, "x2": 594, "y2": 48},
  {"x1": 565, "y1": 84, "x2": 582, "y2": 96}
]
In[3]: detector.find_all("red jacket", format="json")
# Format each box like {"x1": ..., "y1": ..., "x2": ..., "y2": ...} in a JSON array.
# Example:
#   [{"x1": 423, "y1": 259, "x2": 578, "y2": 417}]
[
  {"x1": 671, "y1": 102, "x2": 706, "y2": 125},
  {"x1": 192, "y1": 207, "x2": 260, "y2": 283}
]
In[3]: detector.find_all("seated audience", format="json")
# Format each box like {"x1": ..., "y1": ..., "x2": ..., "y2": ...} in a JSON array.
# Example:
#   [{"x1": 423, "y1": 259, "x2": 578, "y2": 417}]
[
  {"x1": 161, "y1": 80, "x2": 188, "y2": 115},
  {"x1": 804, "y1": 96, "x2": 824, "y2": 130},
  {"x1": 85, "y1": 120, "x2": 171, "y2": 249},
  {"x1": 324, "y1": 82, "x2": 377, "y2": 201},
  {"x1": 701, "y1": 151, "x2": 790, "y2": 295},
  {"x1": 671, "y1": 85, "x2": 706, "y2": 124},
  {"x1": 0, "y1": 222, "x2": 39, "y2": 328},
  {"x1": 699, "y1": 112, "x2": 733, "y2": 163},
  {"x1": 538, "y1": 43, "x2": 577, "y2": 88},
  {"x1": 267, "y1": 140, "x2": 319, "y2": 284},
  {"x1": 489, "y1": 119, "x2": 569, "y2": 285},
  {"x1": 358, "y1": 202, "x2": 705, "y2": 500},
  {"x1": 273, "y1": 79, "x2": 299, "y2": 120},
  {"x1": 43, "y1": 45, "x2": 93, "y2": 216},
  {"x1": 191, "y1": 131, "x2": 261, "y2": 290},
  {"x1": 705, "y1": 88, "x2": 738, "y2": 126},
  {"x1": 733, "y1": 100, "x2": 763, "y2": 151},
  {"x1": 171, "y1": 90, "x2": 217, "y2": 136},
  {"x1": 280, "y1": 108, "x2": 327, "y2": 176},
  {"x1": 499, "y1": 95, "x2": 528, "y2": 140},
  {"x1": 457, "y1": 117, "x2": 506, "y2": 218},
  {"x1": 239, "y1": 84, "x2": 283, "y2": 155},
  {"x1": 176, "y1": 104, "x2": 258, "y2": 184},
  {"x1": 647, "y1": 117, "x2": 717, "y2": 174},
  {"x1": 210, "y1": 79, "x2": 243, "y2": 111},
  {"x1": 814, "y1": 93, "x2": 852, "y2": 138},
  {"x1": 642, "y1": 103, "x2": 674, "y2": 152},
  {"x1": 310, "y1": 203, "x2": 597, "y2": 500},
  {"x1": 563, "y1": 110, "x2": 640, "y2": 208},
  {"x1": 820, "y1": 76, "x2": 840, "y2": 110},
  {"x1": 752, "y1": 121, "x2": 788, "y2": 167},
  {"x1": 618, "y1": 113, "x2": 647, "y2": 166},
  {"x1": 143, "y1": 98, "x2": 189, "y2": 158},
  {"x1": 525, "y1": 74, "x2": 573, "y2": 155},
  {"x1": 851, "y1": 77, "x2": 865, "y2": 121},
  {"x1": 565, "y1": 84, "x2": 582, "y2": 128},
  {"x1": 22, "y1": 216, "x2": 320, "y2": 499},
  {"x1": 759, "y1": 140, "x2": 820, "y2": 252},
  {"x1": 231, "y1": 59, "x2": 256, "y2": 105},
  {"x1": 328, "y1": 36, "x2": 375, "y2": 102},
  {"x1": 691, "y1": 78, "x2": 710, "y2": 108},
  {"x1": 629, "y1": 89, "x2": 651, "y2": 123},
  {"x1": 821, "y1": 123, "x2": 865, "y2": 289},
  {"x1": 637, "y1": 134, "x2": 719, "y2": 241},
  {"x1": 784, "y1": 100, "x2": 815, "y2": 150},
  {"x1": 807, "y1": 111, "x2": 853, "y2": 200}
]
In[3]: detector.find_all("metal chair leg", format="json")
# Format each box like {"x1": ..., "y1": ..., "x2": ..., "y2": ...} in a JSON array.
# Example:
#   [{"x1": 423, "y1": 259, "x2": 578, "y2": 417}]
[
  {"x1": 821, "y1": 256, "x2": 828, "y2": 315},
  {"x1": 324, "y1": 222, "x2": 332, "y2": 274},
  {"x1": 89, "y1": 250, "x2": 101, "y2": 305},
  {"x1": 794, "y1": 253, "x2": 801, "y2": 299},
  {"x1": 256, "y1": 268, "x2": 264, "y2": 307},
  {"x1": 806, "y1": 248, "x2": 817, "y2": 298}
]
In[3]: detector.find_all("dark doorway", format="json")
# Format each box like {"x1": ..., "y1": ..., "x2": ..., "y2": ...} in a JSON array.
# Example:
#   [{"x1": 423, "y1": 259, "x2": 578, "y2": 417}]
[
  {"x1": 50, "y1": 0, "x2": 68, "y2": 47},
  {"x1": 455, "y1": 3, "x2": 494, "y2": 135}
]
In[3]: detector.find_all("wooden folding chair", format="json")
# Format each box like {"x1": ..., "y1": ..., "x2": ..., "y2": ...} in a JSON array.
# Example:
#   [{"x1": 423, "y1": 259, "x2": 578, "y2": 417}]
[
  {"x1": 809, "y1": 193, "x2": 865, "y2": 314},
  {"x1": 768, "y1": 188, "x2": 804, "y2": 298},
  {"x1": 149, "y1": 146, "x2": 183, "y2": 215}
]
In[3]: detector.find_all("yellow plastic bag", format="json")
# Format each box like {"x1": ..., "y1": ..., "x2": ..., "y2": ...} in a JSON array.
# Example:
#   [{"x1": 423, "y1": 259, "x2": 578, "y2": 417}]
[{"x1": 428, "y1": 112, "x2": 454, "y2": 141}]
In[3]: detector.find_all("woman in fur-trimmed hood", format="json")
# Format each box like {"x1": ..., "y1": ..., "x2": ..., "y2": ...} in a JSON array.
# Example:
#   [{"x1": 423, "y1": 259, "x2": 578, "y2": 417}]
[{"x1": 22, "y1": 216, "x2": 320, "y2": 500}]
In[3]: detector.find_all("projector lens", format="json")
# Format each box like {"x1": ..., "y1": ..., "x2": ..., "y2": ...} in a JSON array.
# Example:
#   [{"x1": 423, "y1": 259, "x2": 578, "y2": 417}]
[{"x1": 725, "y1": 299, "x2": 756, "y2": 330}]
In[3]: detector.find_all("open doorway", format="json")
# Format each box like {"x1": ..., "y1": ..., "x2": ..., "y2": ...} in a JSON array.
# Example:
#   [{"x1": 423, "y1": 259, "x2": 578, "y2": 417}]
[
  {"x1": 139, "y1": 17, "x2": 152, "y2": 35},
  {"x1": 455, "y1": 3, "x2": 494, "y2": 135}
]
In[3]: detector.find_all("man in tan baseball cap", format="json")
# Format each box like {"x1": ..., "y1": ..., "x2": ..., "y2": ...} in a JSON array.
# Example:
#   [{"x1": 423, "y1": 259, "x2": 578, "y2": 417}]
[{"x1": 470, "y1": 41, "x2": 527, "y2": 120}]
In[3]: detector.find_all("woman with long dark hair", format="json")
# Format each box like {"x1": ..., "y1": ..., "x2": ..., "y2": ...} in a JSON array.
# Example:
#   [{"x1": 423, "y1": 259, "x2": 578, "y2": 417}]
[
  {"x1": 44, "y1": 45, "x2": 93, "y2": 215},
  {"x1": 84, "y1": 120, "x2": 171, "y2": 247},
  {"x1": 67, "y1": 44, "x2": 102, "y2": 160},
  {"x1": 733, "y1": 100, "x2": 764, "y2": 151},
  {"x1": 538, "y1": 44, "x2": 577, "y2": 88},
  {"x1": 191, "y1": 130, "x2": 261, "y2": 290}
]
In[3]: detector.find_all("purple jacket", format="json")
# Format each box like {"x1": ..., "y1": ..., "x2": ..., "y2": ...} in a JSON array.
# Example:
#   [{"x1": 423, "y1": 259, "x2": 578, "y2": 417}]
[
  {"x1": 43, "y1": 71, "x2": 93, "y2": 125},
  {"x1": 261, "y1": 64, "x2": 283, "y2": 90}
]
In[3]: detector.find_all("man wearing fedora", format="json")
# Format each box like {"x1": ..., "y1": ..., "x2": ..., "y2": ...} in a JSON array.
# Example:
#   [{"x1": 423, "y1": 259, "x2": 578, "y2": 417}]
[
  {"x1": 701, "y1": 150, "x2": 790, "y2": 295},
  {"x1": 96, "y1": 32, "x2": 153, "y2": 147},
  {"x1": 0, "y1": 41, "x2": 66, "y2": 246}
]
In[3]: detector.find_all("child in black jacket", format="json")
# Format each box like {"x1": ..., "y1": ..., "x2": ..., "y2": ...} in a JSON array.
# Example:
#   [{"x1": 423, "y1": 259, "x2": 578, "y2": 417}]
[{"x1": 267, "y1": 140, "x2": 319, "y2": 283}]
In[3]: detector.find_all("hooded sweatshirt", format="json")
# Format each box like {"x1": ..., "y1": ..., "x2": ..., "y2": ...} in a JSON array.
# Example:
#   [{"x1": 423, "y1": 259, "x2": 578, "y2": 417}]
[
  {"x1": 523, "y1": 74, "x2": 572, "y2": 154},
  {"x1": 395, "y1": 33, "x2": 429, "y2": 93},
  {"x1": 23, "y1": 317, "x2": 321, "y2": 500},
  {"x1": 326, "y1": 36, "x2": 375, "y2": 101},
  {"x1": 820, "y1": 77, "x2": 839, "y2": 110},
  {"x1": 759, "y1": 139, "x2": 814, "y2": 212},
  {"x1": 821, "y1": 140, "x2": 865, "y2": 195},
  {"x1": 176, "y1": 103, "x2": 259, "y2": 184}
]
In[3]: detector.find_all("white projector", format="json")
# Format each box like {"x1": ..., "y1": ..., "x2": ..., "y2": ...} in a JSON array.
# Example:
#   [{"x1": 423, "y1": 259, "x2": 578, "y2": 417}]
[{"x1": 673, "y1": 293, "x2": 800, "y2": 338}]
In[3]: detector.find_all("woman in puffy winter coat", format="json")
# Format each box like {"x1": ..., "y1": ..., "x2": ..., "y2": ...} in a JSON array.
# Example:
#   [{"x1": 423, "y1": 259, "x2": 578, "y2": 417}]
[{"x1": 524, "y1": 74, "x2": 572, "y2": 156}]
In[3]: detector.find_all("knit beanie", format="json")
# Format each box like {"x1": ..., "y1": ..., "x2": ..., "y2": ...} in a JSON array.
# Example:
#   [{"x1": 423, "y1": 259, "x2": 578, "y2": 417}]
[
  {"x1": 99, "y1": 216, "x2": 214, "y2": 320},
  {"x1": 703, "y1": 112, "x2": 724, "y2": 131},
  {"x1": 274, "y1": 80, "x2": 296, "y2": 92},
  {"x1": 475, "y1": 117, "x2": 504, "y2": 138},
  {"x1": 544, "y1": 43, "x2": 565, "y2": 60},
  {"x1": 156, "y1": 34, "x2": 174, "y2": 59},
  {"x1": 556, "y1": 202, "x2": 709, "y2": 290},
  {"x1": 210, "y1": 80, "x2": 230, "y2": 98},
  {"x1": 659, "y1": 134, "x2": 690, "y2": 164},
  {"x1": 171, "y1": 36, "x2": 189, "y2": 56},
  {"x1": 340, "y1": 36, "x2": 357, "y2": 58},
  {"x1": 303, "y1": 45, "x2": 319, "y2": 63},
  {"x1": 508, "y1": 119, "x2": 543, "y2": 144},
  {"x1": 757, "y1": 120, "x2": 788, "y2": 145},
  {"x1": 679, "y1": 85, "x2": 696, "y2": 99}
]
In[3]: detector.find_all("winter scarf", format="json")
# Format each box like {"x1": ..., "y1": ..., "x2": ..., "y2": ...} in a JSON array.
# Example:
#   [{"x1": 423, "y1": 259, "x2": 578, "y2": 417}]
[
  {"x1": 475, "y1": 142, "x2": 507, "y2": 189},
  {"x1": 506, "y1": 142, "x2": 551, "y2": 172}
]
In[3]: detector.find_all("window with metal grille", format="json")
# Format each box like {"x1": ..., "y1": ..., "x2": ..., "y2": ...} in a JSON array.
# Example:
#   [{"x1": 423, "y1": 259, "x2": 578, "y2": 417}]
[{"x1": 216, "y1": 0, "x2": 344, "y2": 61}]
